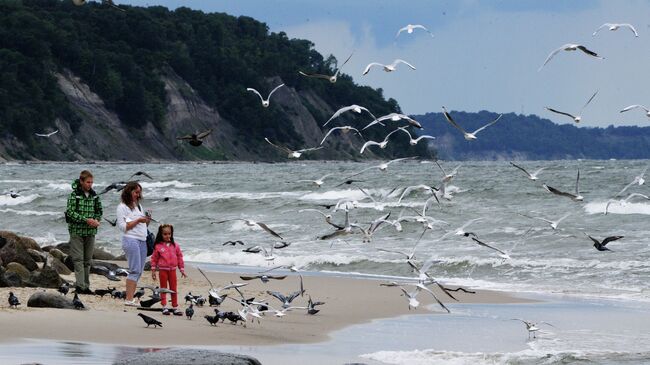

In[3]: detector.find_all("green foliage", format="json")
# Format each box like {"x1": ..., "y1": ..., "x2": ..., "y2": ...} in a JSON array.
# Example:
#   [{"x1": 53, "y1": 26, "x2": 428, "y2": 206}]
[{"x1": 0, "y1": 0, "x2": 426, "y2": 159}]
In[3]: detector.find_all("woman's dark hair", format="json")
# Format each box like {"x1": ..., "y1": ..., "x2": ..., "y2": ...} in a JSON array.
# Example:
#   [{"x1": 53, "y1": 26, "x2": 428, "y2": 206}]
[
  {"x1": 120, "y1": 181, "x2": 142, "y2": 208},
  {"x1": 154, "y1": 224, "x2": 175, "y2": 246}
]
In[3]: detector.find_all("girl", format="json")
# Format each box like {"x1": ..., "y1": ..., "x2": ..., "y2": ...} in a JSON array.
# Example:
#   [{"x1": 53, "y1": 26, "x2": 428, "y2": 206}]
[{"x1": 151, "y1": 224, "x2": 187, "y2": 315}]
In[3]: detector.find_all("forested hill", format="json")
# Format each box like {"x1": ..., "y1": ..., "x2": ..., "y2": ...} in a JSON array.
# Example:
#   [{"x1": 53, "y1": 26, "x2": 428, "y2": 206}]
[
  {"x1": 0, "y1": 0, "x2": 430, "y2": 161},
  {"x1": 414, "y1": 110, "x2": 650, "y2": 160}
]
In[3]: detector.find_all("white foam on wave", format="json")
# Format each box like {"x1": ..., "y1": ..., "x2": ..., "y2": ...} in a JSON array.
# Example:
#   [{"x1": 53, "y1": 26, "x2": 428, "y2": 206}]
[
  {"x1": 300, "y1": 189, "x2": 366, "y2": 202},
  {"x1": 0, "y1": 208, "x2": 60, "y2": 216},
  {"x1": 584, "y1": 201, "x2": 650, "y2": 215},
  {"x1": 184, "y1": 250, "x2": 368, "y2": 268},
  {"x1": 46, "y1": 183, "x2": 71, "y2": 191},
  {"x1": 140, "y1": 181, "x2": 195, "y2": 189},
  {"x1": 0, "y1": 194, "x2": 38, "y2": 206},
  {"x1": 160, "y1": 189, "x2": 303, "y2": 200},
  {"x1": 31, "y1": 232, "x2": 59, "y2": 246},
  {"x1": 361, "y1": 349, "x2": 506, "y2": 365}
]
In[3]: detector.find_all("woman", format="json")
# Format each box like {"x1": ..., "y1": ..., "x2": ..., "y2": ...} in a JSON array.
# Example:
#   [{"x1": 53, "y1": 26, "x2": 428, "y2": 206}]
[{"x1": 116, "y1": 182, "x2": 151, "y2": 306}]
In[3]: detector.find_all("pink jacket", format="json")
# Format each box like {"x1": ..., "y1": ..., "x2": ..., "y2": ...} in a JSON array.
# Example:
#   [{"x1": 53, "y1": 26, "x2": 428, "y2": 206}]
[{"x1": 150, "y1": 241, "x2": 185, "y2": 272}]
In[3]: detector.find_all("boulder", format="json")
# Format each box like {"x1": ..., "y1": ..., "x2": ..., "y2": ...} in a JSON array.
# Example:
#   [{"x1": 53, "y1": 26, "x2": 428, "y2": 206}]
[
  {"x1": 27, "y1": 249, "x2": 47, "y2": 263},
  {"x1": 2, "y1": 270, "x2": 23, "y2": 287},
  {"x1": 0, "y1": 231, "x2": 40, "y2": 251},
  {"x1": 114, "y1": 254, "x2": 127, "y2": 261},
  {"x1": 26, "y1": 265, "x2": 62, "y2": 288},
  {"x1": 112, "y1": 349, "x2": 262, "y2": 365},
  {"x1": 93, "y1": 247, "x2": 116, "y2": 260},
  {"x1": 56, "y1": 242, "x2": 70, "y2": 255},
  {"x1": 5, "y1": 262, "x2": 31, "y2": 281},
  {"x1": 49, "y1": 248, "x2": 66, "y2": 262},
  {"x1": 27, "y1": 291, "x2": 75, "y2": 309},
  {"x1": 47, "y1": 254, "x2": 72, "y2": 275},
  {"x1": 0, "y1": 241, "x2": 38, "y2": 271}
]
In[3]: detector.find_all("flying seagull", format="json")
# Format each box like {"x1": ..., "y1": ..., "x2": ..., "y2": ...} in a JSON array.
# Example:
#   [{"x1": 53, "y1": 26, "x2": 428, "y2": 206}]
[
  {"x1": 613, "y1": 165, "x2": 647, "y2": 197},
  {"x1": 363, "y1": 59, "x2": 416, "y2": 75},
  {"x1": 395, "y1": 24, "x2": 434, "y2": 39},
  {"x1": 362, "y1": 113, "x2": 423, "y2": 130},
  {"x1": 264, "y1": 138, "x2": 322, "y2": 158},
  {"x1": 620, "y1": 104, "x2": 650, "y2": 118},
  {"x1": 323, "y1": 104, "x2": 377, "y2": 127},
  {"x1": 295, "y1": 173, "x2": 333, "y2": 188},
  {"x1": 35, "y1": 130, "x2": 59, "y2": 138},
  {"x1": 345, "y1": 157, "x2": 416, "y2": 179},
  {"x1": 442, "y1": 107, "x2": 503, "y2": 140},
  {"x1": 396, "y1": 127, "x2": 435, "y2": 146},
  {"x1": 299, "y1": 51, "x2": 354, "y2": 83},
  {"x1": 539, "y1": 43, "x2": 603, "y2": 71},
  {"x1": 177, "y1": 129, "x2": 212, "y2": 147},
  {"x1": 320, "y1": 126, "x2": 363, "y2": 146},
  {"x1": 211, "y1": 218, "x2": 283, "y2": 240},
  {"x1": 510, "y1": 162, "x2": 546, "y2": 181},
  {"x1": 511, "y1": 318, "x2": 555, "y2": 339},
  {"x1": 585, "y1": 233, "x2": 623, "y2": 251},
  {"x1": 592, "y1": 23, "x2": 638, "y2": 37},
  {"x1": 246, "y1": 83, "x2": 284, "y2": 108},
  {"x1": 545, "y1": 91, "x2": 598, "y2": 123},
  {"x1": 359, "y1": 128, "x2": 403, "y2": 154},
  {"x1": 520, "y1": 212, "x2": 571, "y2": 230},
  {"x1": 605, "y1": 193, "x2": 650, "y2": 215},
  {"x1": 470, "y1": 237, "x2": 508, "y2": 257},
  {"x1": 542, "y1": 170, "x2": 583, "y2": 201}
]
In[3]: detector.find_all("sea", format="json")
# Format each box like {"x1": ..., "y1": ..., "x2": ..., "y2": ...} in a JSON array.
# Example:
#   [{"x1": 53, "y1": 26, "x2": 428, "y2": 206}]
[{"x1": 1, "y1": 160, "x2": 650, "y2": 364}]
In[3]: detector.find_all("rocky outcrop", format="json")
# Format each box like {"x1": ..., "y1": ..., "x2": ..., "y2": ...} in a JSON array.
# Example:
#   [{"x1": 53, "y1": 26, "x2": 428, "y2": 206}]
[
  {"x1": 27, "y1": 265, "x2": 62, "y2": 288},
  {"x1": 112, "y1": 349, "x2": 262, "y2": 365}
]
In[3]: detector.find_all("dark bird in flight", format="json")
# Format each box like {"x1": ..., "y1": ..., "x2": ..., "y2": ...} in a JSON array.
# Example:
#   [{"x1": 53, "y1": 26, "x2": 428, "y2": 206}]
[
  {"x1": 128, "y1": 171, "x2": 153, "y2": 180},
  {"x1": 103, "y1": 217, "x2": 117, "y2": 227},
  {"x1": 585, "y1": 234, "x2": 623, "y2": 251},
  {"x1": 137, "y1": 313, "x2": 163, "y2": 328},
  {"x1": 240, "y1": 275, "x2": 287, "y2": 283},
  {"x1": 177, "y1": 129, "x2": 212, "y2": 147},
  {"x1": 8, "y1": 292, "x2": 20, "y2": 308},
  {"x1": 222, "y1": 240, "x2": 245, "y2": 246},
  {"x1": 99, "y1": 182, "x2": 127, "y2": 195}
]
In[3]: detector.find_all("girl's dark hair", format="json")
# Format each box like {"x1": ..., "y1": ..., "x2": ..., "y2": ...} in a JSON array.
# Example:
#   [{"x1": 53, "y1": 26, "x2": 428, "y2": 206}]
[
  {"x1": 120, "y1": 182, "x2": 142, "y2": 207},
  {"x1": 155, "y1": 224, "x2": 175, "y2": 246}
]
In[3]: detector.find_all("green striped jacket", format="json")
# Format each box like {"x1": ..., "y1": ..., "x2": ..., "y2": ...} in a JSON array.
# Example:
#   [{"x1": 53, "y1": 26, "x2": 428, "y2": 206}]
[{"x1": 65, "y1": 179, "x2": 103, "y2": 237}]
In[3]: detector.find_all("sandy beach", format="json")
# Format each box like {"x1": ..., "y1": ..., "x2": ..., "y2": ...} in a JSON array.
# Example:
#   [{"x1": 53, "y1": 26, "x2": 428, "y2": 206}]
[{"x1": 0, "y1": 263, "x2": 528, "y2": 347}]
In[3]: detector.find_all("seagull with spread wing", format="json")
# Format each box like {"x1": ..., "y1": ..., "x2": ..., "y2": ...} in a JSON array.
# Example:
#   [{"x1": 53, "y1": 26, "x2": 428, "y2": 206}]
[
  {"x1": 35, "y1": 130, "x2": 59, "y2": 138},
  {"x1": 362, "y1": 113, "x2": 423, "y2": 130},
  {"x1": 323, "y1": 104, "x2": 377, "y2": 127},
  {"x1": 299, "y1": 51, "x2": 354, "y2": 83},
  {"x1": 264, "y1": 138, "x2": 322, "y2": 158},
  {"x1": 620, "y1": 104, "x2": 650, "y2": 118},
  {"x1": 442, "y1": 107, "x2": 502, "y2": 140},
  {"x1": 539, "y1": 43, "x2": 603, "y2": 71},
  {"x1": 592, "y1": 23, "x2": 638, "y2": 37},
  {"x1": 246, "y1": 84, "x2": 284, "y2": 108},
  {"x1": 177, "y1": 129, "x2": 212, "y2": 147},
  {"x1": 546, "y1": 91, "x2": 598, "y2": 123},
  {"x1": 363, "y1": 59, "x2": 416, "y2": 75},
  {"x1": 395, "y1": 24, "x2": 434, "y2": 39},
  {"x1": 320, "y1": 126, "x2": 363, "y2": 145},
  {"x1": 542, "y1": 169, "x2": 583, "y2": 201},
  {"x1": 510, "y1": 162, "x2": 546, "y2": 181},
  {"x1": 211, "y1": 218, "x2": 283, "y2": 240}
]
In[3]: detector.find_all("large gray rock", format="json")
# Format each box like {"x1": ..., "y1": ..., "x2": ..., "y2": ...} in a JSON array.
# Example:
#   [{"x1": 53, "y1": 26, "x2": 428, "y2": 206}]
[
  {"x1": 5, "y1": 262, "x2": 31, "y2": 281},
  {"x1": 0, "y1": 240, "x2": 38, "y2": 271},
  {"x1": 93, "y1": 247, "x2": 117, "y2": 260},
  {"x1": 2, "y1": 270, "x2": 23, "y2": 287},
  {"x1": 0, "y1": 231, "x2": 41, "y2": 251},
  {"x1": 56, "y1": 242, "x2": 70, "y2": 255},
  {"x1": 112, "y1": 349, "x2": 262, "y2": 365},
  {"x1": 27, "y1": 291, "x2": 75, "y2": 309},
  {"x1": 27, "y1": 248, "x2": 47, "y2": 263},
  {"x1": 26, "y1": 265, "x2": 62, "y2": 288},
  {"x1": 48, "y1": 248, "x2": 66, "y2": 262},
  {"x1": 47, "y1": 254, "x2": 72, "y2": 275}
]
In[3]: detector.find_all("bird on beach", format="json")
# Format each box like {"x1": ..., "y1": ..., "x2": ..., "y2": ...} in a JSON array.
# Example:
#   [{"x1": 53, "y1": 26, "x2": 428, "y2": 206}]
[
  {"x1": 542, "y1": 170, "x2": 583, "y2": 201},
  {"x1": 72, "y1": 293, "x2": 85, "y2": 310},
  {"x1": 211, "y1": 218, "x2": 283, "y2": 240},
  {"x1": 539, "y1": 43, "x2": 603, "y2": 71},
  {"x1": 35, "y1": 129, "x2": 59, "y2": 138},
  {"x1": 137, "y1": 313, "x2": 163, "y2": 328},
  {"x1": 620, "y1": 104, "x2": 650, "y2": 118},
  {"x1": 8, "y1": 292, "x2": 20, "y2": 308},
  {"x1": 204, "y1": 314, "x2": 219, "y2": 326},
  {"x1": 264, "y1": 138, "x2": 323, "y2": 158},
  {"x1": 239, "y1": 274, "x2": 287, "y2": 283},
  {"x1": 585, "y1": 233, "x2": 623, "y2": 251},
  {"x1": 177, "y1": 129, "x2": 212, "y2": 147},
  {"x1": 510, "y1": 162, "x2": 546, "y2": 181},
  {"x1": 247, "y1": 84, "x2": 285, "y2": 108},
  {"x1": 511, "y1": 318, "x2": 555, "y2": 339},
  {"x1": 185, "y1": 304, "x2": 194, "y2": 320},
  {"x1": 592, "y1": 23, "x2": 638, "y2": 37},
  {"x1": 442, "y1": 107, "x2": 503, "y2": 140},
  {"x1": 545, "y1": 91, "x2": 598, "y2": 124},
  {"x1": 363, "y1": 59, "x2": 416, "y2": 75},
  {"x1": 58, "y1": 282, "x2": 70, "y2": 296},
  {"x1": 299, "y1": 51, "x2": 354, "y2": 83},
  {"x1": 395, "y1": 24, "x2": 434, "y2": 39}
]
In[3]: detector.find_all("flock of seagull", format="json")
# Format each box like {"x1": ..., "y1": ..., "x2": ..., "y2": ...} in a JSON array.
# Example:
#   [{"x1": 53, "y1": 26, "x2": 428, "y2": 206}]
[{"x1": 15, "y1": 4, "x2": 650, "y2": 340}]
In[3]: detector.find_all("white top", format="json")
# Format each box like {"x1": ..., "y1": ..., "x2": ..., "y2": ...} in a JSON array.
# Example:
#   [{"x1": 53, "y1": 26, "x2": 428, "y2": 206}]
[{"x1": 116, "y1": 202, "x2": 147, "y2": 241}]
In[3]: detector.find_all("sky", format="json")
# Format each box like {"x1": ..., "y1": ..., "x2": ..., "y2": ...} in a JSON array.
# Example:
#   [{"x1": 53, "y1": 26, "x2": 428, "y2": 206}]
[{"x1": 117, "y1": 0, "x2": 650, "y2": 128}]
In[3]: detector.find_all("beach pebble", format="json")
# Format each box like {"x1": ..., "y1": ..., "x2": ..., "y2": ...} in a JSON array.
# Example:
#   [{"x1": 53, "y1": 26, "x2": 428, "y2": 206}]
[
  {"x1": 27, "y1": 291, "x2": 76, "y2": 309},
  {"x1": 112, "y1": 349, "x2": 262, "y2": 365}
]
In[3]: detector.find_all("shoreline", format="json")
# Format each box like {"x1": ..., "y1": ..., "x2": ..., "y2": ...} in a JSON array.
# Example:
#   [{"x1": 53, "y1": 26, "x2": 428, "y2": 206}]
[{"x1": 0, "y1": 263, "x2": 531, "y2": 347}]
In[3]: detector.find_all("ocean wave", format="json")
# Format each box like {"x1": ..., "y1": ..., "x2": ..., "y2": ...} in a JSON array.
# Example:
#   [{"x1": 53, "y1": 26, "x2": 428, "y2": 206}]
[
  {"x1": 0, "y1": 194, "x2": 39, "y2": 206},
  {"x1": 159, "y1": 189, "x2": 304, "y2": 200},
  {"x1": 300, "y1": 189, "x2": 367, "y2": 202},
  {"x1": 584, "y1": 201, "x2": 650, "y2": 215},
  {"x1": 31, "y1": 232, "x2": 60, "y2": 246},
  {"x1": 184, "y1": 250, "x2": 369, "y2": 268},
  {"x1": 0, "y1": 208, "x2": 60, "y2": 216},
  {"x1": 45, "y1": 183, "x2": 71, "y2": 191},
  {"x1": 139, "y1": 181, "x2": 195, "y2": 189}
]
